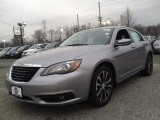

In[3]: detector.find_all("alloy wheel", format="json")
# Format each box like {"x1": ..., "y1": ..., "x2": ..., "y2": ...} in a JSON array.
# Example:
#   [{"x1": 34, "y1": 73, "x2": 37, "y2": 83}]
[{"x1": 96, "y1": 71, "x2": 113, "y2": 102}]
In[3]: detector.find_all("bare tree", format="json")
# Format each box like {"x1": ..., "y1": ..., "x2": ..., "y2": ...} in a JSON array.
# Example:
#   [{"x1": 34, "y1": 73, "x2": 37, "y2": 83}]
[
  {"x1": 122, "y1": 7, "x2": 135, "y2": 27},
  {"x1": 10, "y1": 37, "x2": 22, "y2": 46},
  {"x1": 48, "y1": 29, "x2": 55, "y2": 42},
  {"x1": 134, "y1": 24, "x2": 146, "y2": 34},
  {"x1": 64, "y1": 26, "x2": 73, "y2": 38},
  {"x1": 33, "y1": 30, "x2": 45, "y2": 43}
]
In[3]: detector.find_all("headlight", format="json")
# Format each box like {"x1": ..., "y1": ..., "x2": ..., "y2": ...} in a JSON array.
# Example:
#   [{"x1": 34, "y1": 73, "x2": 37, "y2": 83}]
[{"x1": 41, "y1": 59, "x2": 82, "y2": 76}]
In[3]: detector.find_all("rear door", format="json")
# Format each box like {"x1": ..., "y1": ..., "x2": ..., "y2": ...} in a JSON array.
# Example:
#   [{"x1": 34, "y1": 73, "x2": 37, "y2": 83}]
[{"x1": 128, "y1": 29, "x2": 147, "y2": 67}]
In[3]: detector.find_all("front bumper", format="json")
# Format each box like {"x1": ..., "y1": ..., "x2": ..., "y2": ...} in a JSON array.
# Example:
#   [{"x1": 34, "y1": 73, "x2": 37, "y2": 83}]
[
  {"x1": 153, "y1": 46, "x2": 160, "y2": 52},
  {"x1": 5, "y1": 67, "x2": 92, "y2": 105}
]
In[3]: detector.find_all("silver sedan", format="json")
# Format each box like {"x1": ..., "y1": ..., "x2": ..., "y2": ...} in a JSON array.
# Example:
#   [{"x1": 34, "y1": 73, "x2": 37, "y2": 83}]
[
  {"x1": 5, "y1": 26, "x2": 153, "y2": 107},
  {"x1": 153, "y1": 39, "x2": 160, "y2": 53}
]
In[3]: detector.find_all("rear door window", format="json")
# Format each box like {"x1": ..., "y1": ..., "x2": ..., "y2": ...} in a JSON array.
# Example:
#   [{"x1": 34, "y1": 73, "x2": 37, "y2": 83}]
[{"x1": 128, "y1": 30, "x2": 143, "y2": 43}]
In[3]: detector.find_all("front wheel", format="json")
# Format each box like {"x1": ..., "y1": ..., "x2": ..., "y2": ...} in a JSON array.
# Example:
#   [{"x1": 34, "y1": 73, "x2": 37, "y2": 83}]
[
  {"x1": 142, "y1": 54, "x2": 153, "y2": 76},
  {"x1": 89, "y1": 66, "x2": 114, "y2": 107}
]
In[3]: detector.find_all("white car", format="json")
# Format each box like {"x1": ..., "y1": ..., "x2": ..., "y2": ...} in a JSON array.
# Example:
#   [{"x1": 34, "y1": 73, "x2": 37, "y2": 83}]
[
  {"x1": 153, "y1": 39, "x2": 160, "y2": 53},
  {"x1": 22, "y1": 44, "x2": 47, "y2": 57}
]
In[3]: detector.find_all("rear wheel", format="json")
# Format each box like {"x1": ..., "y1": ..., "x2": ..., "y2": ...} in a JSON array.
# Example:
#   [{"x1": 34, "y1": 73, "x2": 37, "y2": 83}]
[
  {"x1": 89, "y1": 66, "x2": 114, "y2": 107},
  {"x1": 142, "y1": 54, "x2": 153, "y2": 76}
]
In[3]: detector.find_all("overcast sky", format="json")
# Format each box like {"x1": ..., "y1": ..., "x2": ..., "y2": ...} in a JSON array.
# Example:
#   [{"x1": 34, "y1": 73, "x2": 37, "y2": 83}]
[{"x1": 0, "y1": 0, "x2": 160, "y2": 42}]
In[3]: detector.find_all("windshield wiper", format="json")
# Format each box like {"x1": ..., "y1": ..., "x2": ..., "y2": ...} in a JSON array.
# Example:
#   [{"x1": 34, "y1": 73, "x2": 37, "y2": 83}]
[{"x1": 65, "y1": 44, "x2": 88, "y2": 46}]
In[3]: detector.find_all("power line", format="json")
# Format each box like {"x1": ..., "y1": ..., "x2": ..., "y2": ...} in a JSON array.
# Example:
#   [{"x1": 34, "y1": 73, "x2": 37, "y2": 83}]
[
  {"x1": 27, "y1": 0, "x2": 128, "y2": 26},
  {"x1": 25, "y1": 0, "x2": 159, "y2": 28},
  {"x1": 0, "y1": 19, "x2": 13, "y2": 27}
]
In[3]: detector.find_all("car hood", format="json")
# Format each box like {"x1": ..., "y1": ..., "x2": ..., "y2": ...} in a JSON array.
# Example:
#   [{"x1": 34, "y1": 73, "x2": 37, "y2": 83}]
[{"x1": 13, "y1": 45, "x2": 108, "y2": 67}]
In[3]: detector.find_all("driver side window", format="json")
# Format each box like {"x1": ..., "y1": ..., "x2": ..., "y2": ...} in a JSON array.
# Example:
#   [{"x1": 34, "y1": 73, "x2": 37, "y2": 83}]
[{"x1": 116, "y1": 29, "x2": 131, "y2": 41}]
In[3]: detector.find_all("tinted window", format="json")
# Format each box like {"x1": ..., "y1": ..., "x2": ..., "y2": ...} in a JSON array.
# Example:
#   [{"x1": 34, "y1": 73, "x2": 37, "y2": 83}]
[
  {"x1": 116, "y1": 29, "x2": 130, "y2": 40},
  {"x1": 17, "y1": 45, "x2": 29, "y2": 51},
  {"x1": 45, "y1": 43, "x2": 58, "y2": 49},
  {"x1": 39, "y1": 44, "x2": 47, "y2": 49},
  {"x1": 29, "y1": 44, "x2": 40, "y2": 49}
]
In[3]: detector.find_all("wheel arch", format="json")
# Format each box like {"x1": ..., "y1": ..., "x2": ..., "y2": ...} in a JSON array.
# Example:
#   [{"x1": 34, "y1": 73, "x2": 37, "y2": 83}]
[
  {"x1": 88, "y1": 60, "x2": 117, "y2": 99},
  {"x1": 91, "y1": 60, "x2": 117, "y2": 82}
]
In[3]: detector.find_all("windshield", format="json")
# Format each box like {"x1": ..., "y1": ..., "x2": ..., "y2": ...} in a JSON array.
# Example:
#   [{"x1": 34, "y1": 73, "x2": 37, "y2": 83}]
[
  {"x1": 7, "y1": 47, "x2": 17, "y2": 52},
  {"x1": 60, "y1": 28, "x2": 114, "y2": 47},
  {"x1": 29, "y1": 44, "x2": 40, "y2": 49},
  {"x1": 45, "y1": 43, "x2": 57, "y2": 49},
  {"x1": 1, "y1": 48, "x2": 10, "y2": 52},
  {"x1": 17, "y1": 46, "x2": 28, "y2": 51}
]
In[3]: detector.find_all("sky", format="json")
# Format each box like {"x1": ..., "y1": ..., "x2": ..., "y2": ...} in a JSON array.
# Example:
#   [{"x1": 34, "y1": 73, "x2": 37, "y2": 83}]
[{"x1": 0, "y1": 0, "x2": 160, "y2": 42}]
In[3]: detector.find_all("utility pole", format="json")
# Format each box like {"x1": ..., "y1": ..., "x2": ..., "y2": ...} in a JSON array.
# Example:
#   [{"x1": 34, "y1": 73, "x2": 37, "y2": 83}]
[
  {"x1": 48, "y1": 29, "x2": 54, "y2": 42},
  {"x1": 98, "y1": 2, "x2": 102, "y2": 27},
  {"x1": 42, "y1": 19, "x2": 47, "y2": 41},
  {"x1": 77, "y1": 14, "x2": 80, "y2": 31},
  {"x1": 120, "y1": 15, "x2": 124, "y2": 26}
]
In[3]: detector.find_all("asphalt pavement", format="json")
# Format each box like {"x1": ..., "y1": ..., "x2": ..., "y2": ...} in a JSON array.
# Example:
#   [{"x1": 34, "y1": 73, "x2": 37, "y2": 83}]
[{"x1": 0, "y1": 55, "x2": 160, "y2": 120}]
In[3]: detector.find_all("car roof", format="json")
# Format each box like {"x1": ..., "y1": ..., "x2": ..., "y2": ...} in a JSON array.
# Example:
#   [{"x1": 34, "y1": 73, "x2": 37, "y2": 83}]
[{"x1": 80, "y1": 26, "x2": 134, "y2": 32}]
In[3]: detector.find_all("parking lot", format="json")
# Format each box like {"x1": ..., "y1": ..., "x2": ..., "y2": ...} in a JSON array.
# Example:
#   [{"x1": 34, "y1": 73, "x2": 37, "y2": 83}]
[{"x1": 0, "y1": 55, "x2": 160, "y2": 120}]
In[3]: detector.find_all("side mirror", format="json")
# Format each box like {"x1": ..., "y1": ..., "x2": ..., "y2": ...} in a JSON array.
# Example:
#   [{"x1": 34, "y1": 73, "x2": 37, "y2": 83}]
[{"x1": 115, "y1": 39, "x2": 132, "y2": 47}]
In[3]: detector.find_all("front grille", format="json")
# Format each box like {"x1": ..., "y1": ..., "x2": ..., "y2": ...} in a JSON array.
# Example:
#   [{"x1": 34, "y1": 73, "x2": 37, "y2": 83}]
[{"x1": 11, "y1": 66, "x2": 40, "y2": 82}]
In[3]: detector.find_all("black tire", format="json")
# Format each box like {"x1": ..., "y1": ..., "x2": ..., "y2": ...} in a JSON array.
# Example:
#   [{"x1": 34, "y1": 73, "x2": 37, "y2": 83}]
[
  {"x1": 142, "y1": 54, "x2": 153, "y2": 76},
  {"x1": 88, "y1": 66, "x2": 114, "y2": 107}
]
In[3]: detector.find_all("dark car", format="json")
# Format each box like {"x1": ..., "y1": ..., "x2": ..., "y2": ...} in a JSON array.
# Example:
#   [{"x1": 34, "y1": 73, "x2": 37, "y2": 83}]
[
  {"x1": 5, "y1": 46, "x2": 20, "y2": 58},
  {"x1": 0, "y1": 47, "x2": 12, "y2": 58},
  {"x1": 11, "y1": 45, "x2": 31, "y2": 58},
  {"x1": 0, "y1": 48, "x2": 3, "y2": 51}
]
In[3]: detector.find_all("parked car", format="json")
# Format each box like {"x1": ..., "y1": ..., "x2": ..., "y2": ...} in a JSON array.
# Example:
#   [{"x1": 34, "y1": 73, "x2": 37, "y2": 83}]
[
  {"x1": 144, "y1": 35, "x2": 155, "y2": 51},
  {"x1": 6, "y1": 27, "x2": 153, "y2": 107},
  {"x1": 0, "y1": 47, "x2": 12, "y2": 58},
  {"x1": 22, "y1": 44, "x2": 47, "y2": 57},
  {"x1": 11, "y1": 45, "x2": 31, "y2": 58},
  {"x1": 0, "y1": 48, "x2": 3, "y2": 51},
  {"x1": 5, "y1": 46, "x2": 20, "y2": 58},
  {"x1": 153, "y1": 39, "x2": 160, "y2": 53},
  {"x1": 45, "y1": 42, "x2": 60, "y2": 49},
  {"x1": 38, "y1": 42, "x2": 60, "y2": 52}
]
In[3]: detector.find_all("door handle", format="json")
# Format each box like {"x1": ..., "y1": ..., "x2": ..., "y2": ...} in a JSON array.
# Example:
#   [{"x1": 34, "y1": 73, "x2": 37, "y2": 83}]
[{"x1": 143, "y1": 43, "x2": 148, "y2": 46}]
